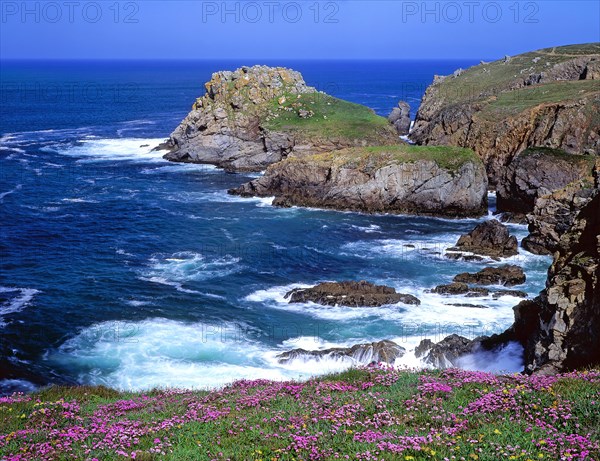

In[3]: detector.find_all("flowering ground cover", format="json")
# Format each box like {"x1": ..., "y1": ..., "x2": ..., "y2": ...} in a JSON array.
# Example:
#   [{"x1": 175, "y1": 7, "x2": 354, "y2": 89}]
[{"x1": 1, "y1": 367, "x2": 599, "y2": 460}]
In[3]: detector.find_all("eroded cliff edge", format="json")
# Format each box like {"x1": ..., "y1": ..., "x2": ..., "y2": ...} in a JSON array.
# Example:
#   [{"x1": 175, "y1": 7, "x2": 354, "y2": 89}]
[{"x1": 410, "y1": 43, "x2": 600, "y2": 186}]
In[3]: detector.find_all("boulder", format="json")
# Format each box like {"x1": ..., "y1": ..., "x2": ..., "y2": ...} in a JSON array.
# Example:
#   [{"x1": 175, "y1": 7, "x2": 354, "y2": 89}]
[
  {"x1": 417, "y1": 334, "x2": 478, "y2": 368},
  {"x1": 277, "y1": 340, "x2": 405, "y2": 365},
  {"x1": 284, "y1": 281, "x2": 420, "y2": 307},
  {"x1": 388, "y1": 101, "x2": 411, "y2": 135},
  {"x1": 454, "y1": 265, "x2": 526, "y2": 286},
  {"x1": 453, "y1": 220, "x2": 518, "y2": 258}
]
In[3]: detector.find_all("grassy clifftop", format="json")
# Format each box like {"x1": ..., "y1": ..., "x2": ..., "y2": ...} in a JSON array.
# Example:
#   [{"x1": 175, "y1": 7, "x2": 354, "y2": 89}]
[{"x1": 1, "y1": 367, "x2": 599, "y2": 460}]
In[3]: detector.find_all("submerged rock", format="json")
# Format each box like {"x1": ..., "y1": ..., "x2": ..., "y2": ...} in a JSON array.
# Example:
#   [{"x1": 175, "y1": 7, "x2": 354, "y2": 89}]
[
  {"x1": 230, "y1": 145, "x2": 488, "y2": 218},
  {"x1": 453, "y1": 220, "x2": 518, "y2": 258},
  {"x1": 277, "y1": 340, "x2": 405, "y2": 365},
  {"x1": 284, "y1": 281, "x2": 420, "y2": 307},
  {"x1": 454, "y1": 265, "x2": 526, "y2": 287}
]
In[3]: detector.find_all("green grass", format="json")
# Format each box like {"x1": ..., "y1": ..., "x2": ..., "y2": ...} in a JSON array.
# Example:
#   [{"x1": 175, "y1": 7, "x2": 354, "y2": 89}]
[
  {"x1": 285, "y1": 144, "x2": 482, "y2": 174},
  {"x1": 262, "y1": 92, "x2": 396, "y2": 141},
  {"x1": 3, "y1": 368, "x2": 598, "y2": 460},
  {"x1": 518, "y1": 146, "x2": 598, "y2": 167}
]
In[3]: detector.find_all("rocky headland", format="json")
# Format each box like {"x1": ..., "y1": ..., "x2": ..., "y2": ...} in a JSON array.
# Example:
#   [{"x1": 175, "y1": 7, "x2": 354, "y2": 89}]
[
  {"x1": 410, "y1": 43, "x2": 600, "y2": 186},
  {"x1": 164, "y1": 65, "x2": 400, "y2": 172},
  {"x1": 229, "y1": 145, "x2": 488, "y2": 217}
]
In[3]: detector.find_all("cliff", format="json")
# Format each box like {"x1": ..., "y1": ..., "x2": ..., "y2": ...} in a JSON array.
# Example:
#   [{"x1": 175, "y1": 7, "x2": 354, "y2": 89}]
[
  {"x1": 164, "y1": 65, "x2": 400, "y2": 171},
  {"x1": 230, "y1": 145, "x2": 488, "y2": 217},
  {"x1": 410, "y1": 43, "x2": 600, "y2": 186}
]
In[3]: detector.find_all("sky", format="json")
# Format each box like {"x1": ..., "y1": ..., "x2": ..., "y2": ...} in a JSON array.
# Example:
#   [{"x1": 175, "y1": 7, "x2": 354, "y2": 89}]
[{"x1": 1, "y1": 1, "x2": 599, "y2": 60}]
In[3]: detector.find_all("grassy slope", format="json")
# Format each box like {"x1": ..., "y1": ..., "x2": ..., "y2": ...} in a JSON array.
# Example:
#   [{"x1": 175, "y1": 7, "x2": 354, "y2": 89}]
[
  {"x1": 263, "y1": 92, "x2": 396, "y2": 142},
  {"x1": 1, "y1": 367, "x2": 599, "y2": 460},
  {"x1": 284, "y1": 144, "x2": 481, "y2": 174},
  {"x1": 428, "y1": 43, "x2": 600, "y2": 114}
]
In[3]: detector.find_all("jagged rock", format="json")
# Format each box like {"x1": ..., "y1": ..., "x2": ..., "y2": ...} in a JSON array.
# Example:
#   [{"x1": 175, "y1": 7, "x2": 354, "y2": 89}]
[
  {"x1": 431, "y1": 282, "x2": 470, "y2": 295},
  {"x1": 492, "y1": 289, "x2": 528, "y2": 299},
  {"x1": 522, "y1": 160, "x2": 599, "y2": 255},
  {"x1": 230, "y1": 145, "x2": 488, "y2": 218},
  {"x1": 163, "y1": 65, "x2": 399, "y2": 172},
  {"x1": 284, "y1": 281, "x2": 420, "y2": 307},
  {"x1": 454, "y1": 265, "x2": 526, "y2": 286},
  {"x1": 388, "y1": 101, "x2": 411, "y2": 135},
  {"x1": 497, "y1": 147, "x2": 596, "y2": 216},
  {"x1": 454, "y1": 220, "x2": 518, "y2": 258},
  {"x1": 410, "y1": 44, "x2": 600, "y2": 186},
  {"x1": 515, "y1": 189, "x2": 600, "y2": 374},
  {"x1": 418, "y1": 334, "x2": 478, "y2": 368},
  {"x1": 277, "y1": 340, "x2": 405, "y2": 365}
]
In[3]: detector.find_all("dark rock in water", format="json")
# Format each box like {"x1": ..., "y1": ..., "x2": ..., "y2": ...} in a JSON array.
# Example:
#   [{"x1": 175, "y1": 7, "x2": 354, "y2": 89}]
[
  {"x1": 454, "y1": 220, "x2": 518, "y2": 258},
  {"x1": 496, "y1": 147, "x2": 596, "y2": 215},
  {"x1": 277, "y1": 340, "x2": 405, "y2": 365},
  {"x1": 448, "y1": 303, "x2": 489, "y2": 309},
  {"x1": 284, "y1": 281, "x2": 420, "y2": 307},
  {"x1": 432, "y1": 282, "x2": 469, "y2": 295},
  {"x1": 388, "y1": 101, "x2": 411, "y2": 135},
  {"x1": 417, "y1": 334, "x2": 478, "y2": 368},
  {"x1": 454, "y1": 265, "x2": 526, "y2": 287},
  {"x1": 492, "y1": 289, "x2": 528, "y2": 299},
  {"x1": 414, "y1": 339, "x2": 434, "y2": 358},
  {"x1": 444, "y1": 252, "x2": 485, "y2": 261}
]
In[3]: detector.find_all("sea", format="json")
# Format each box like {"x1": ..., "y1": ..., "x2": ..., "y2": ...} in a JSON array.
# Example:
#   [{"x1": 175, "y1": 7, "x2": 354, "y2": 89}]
[{"x1": 0, "y1": 60, "x2": 552, "y2": 395}]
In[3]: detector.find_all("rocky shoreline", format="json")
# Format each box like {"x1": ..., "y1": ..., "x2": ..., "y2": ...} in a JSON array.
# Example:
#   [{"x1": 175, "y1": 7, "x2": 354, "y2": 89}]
[{"x1": 162, "y1": 43, "x2": 600, "y2": 375}]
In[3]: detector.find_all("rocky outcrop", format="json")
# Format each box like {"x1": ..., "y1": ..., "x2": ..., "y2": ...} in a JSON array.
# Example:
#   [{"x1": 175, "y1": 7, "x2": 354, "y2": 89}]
[
  {"x1": 497, "y1": 147, "x2": 596, "y2": 216},
  {"x1": 277, "y1": 340, "x2": 405, "y2": 365},
  {"x1": 164, "y1": 65, "x2": 400, "y2": 171},
  {"x1": 415, "y1": 334, "x2": 478, "y2": 368},
  {"x1": 410, "y1": 44, "x2": 600, "y2": 186},
  {"x1": 431, "y1": 282, "x2": 527, "y2": 298},
  {"x1": 388, "y1": 101, "x2": 411, "y2": 135},
  {"x1": 454, "y1": 265, "x2": 526, "y2": 287},
  {"x1": 284, "y1": 281, "x2": 420, "y2": 307},
  {"x1": 515, "y1": 189, "x2": 600, "y2": 374},
  {"x1": 450, "y1": 220, "x2": 518, "y2": 258},
  {"x1": 230, "y1": 145, "x2": 488, "y2": 218},
  {"x1": 522, "y1": 160, "x2": 599, "y2": 255}
]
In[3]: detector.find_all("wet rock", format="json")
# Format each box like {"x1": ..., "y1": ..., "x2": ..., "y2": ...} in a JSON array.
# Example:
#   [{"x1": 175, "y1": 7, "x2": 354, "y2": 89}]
[
  {"x1": 417, "y1": 334, "x2": 478, "y2": 368},
  {"x1": 454, "y1": 265, "x2": 526, "y2": 286},
  {"x1": 277, "y1": 340, "x2": 405, "y2": 365},
  {"x1": 454, "y1": 220, "x2": 518, "y2": 258},
  {"x1": 388, "y1": 101, "x2": 411, "y2": 135},
  {"x1": 284, "y1": 281, "x2": 420, "y2": 307}
]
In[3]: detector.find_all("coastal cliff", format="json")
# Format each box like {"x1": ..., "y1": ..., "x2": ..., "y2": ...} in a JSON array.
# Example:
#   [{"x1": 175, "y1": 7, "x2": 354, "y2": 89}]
[
  {"x1": 230, "y1": 145, "x2": 488, "y2": 217},
  {"x1": 410, "y1": 43, "x2": 600, "y2": 186},
  {"x1": 164, "y1": 65, "x2": 400, "y2": 171}
]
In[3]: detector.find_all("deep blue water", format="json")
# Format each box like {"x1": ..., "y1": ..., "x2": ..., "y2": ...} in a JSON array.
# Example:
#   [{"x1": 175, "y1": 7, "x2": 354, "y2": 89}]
[{"x1": 0, "y1": 60, "x2": 551, "y2": 393}]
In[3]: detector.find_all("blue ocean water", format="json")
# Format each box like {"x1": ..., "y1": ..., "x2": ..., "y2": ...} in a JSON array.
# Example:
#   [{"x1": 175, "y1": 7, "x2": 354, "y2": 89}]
[{"x1": 0, "y1": 60, "x2": 551, "y2": 394}]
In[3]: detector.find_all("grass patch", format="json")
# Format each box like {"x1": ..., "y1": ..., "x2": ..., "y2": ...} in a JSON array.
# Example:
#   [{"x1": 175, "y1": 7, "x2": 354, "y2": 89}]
[
  {"x1": 263, "y1": 92, "x2": 395, "y2": 141},
  {"x1": 1, "y1": 368, "x2": 599, "y2": 460}
]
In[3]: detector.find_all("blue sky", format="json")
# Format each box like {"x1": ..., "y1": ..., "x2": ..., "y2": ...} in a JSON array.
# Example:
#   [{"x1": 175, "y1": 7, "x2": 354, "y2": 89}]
[{"x1": 1, "y1": 1, "x2": 599, "y2": 60}]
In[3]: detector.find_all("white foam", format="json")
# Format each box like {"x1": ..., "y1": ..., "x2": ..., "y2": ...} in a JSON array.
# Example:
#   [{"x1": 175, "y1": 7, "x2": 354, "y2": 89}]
[
  {"x1": 0, "y1": 184, "x2": 22, "y2": 202},
  {"x1": 0, "y1": 287, "x2": 39, "y2": 327},
  {"x1": 457, "y1": 341, "x2": 524, "y2": 374},
  {"x1": 351, "y1": 224, "x2": 382, "y2": 234},
  {"x1": 166, "y1": 191, "x2": 274, "y2": 207},
  {"x1": 139, "y1": 251, "x2": 242, "y2": 293},
  {"x1": 44, "y1": 138, "x2": 168, "y2": 163},
  {"x1": 0, "y1": 146, "x2": 25, "y2": 154}
]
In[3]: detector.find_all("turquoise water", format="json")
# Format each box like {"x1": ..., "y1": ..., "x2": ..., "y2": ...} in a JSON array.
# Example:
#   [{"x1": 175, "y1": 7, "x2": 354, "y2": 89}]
[{"x1": 0, "y1": 60, "x2": 551, "y2": 394}]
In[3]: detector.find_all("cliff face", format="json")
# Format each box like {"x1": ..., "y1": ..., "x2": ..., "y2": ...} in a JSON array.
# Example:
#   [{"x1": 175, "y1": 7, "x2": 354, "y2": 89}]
[
  {"x1": 410, "y1": 44, "x2": 600, "y2": 186},
  {"x1": 518, "y1": 186, "x2": 600, "y2": 374},
  {"x1": 230, "y1": 145, "x2": 488, "y2": 218},
  {"x1": 165, "y1": 66, "x2": 400, "y2": 172}
]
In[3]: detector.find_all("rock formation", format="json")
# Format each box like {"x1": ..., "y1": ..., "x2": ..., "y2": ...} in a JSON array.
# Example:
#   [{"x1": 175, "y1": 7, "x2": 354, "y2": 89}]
[
  {"x1": 388, "y1": 101, "x2": 411, "y2": 135},
  {"x1": 164, "y1": 65, "x2": 400, "y2": 171},
  {"x1": 449, "y1": 219, "x2": 518, "y2": 258},
  {"x1": 230, "y1": 145, "x2": 488, "y2": 218},
  {"x1": 409, "y1": 43, "x2": 600, "y2": 186},
  {"x1": 415, "y1": 334, "x2": 478, "y2": 368},
  {"x1": 284, "y1": 281, "x2": 420, "y2": 307},
  {"x1": 453, "y1": 265, "x2": 526, "y2": 287},
  {"x1": 277, "y1": 340, "x2": 405, "y2": 365},
  {"x1": 497, "y1": 147, "x2": 596, "y2": 217}
]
